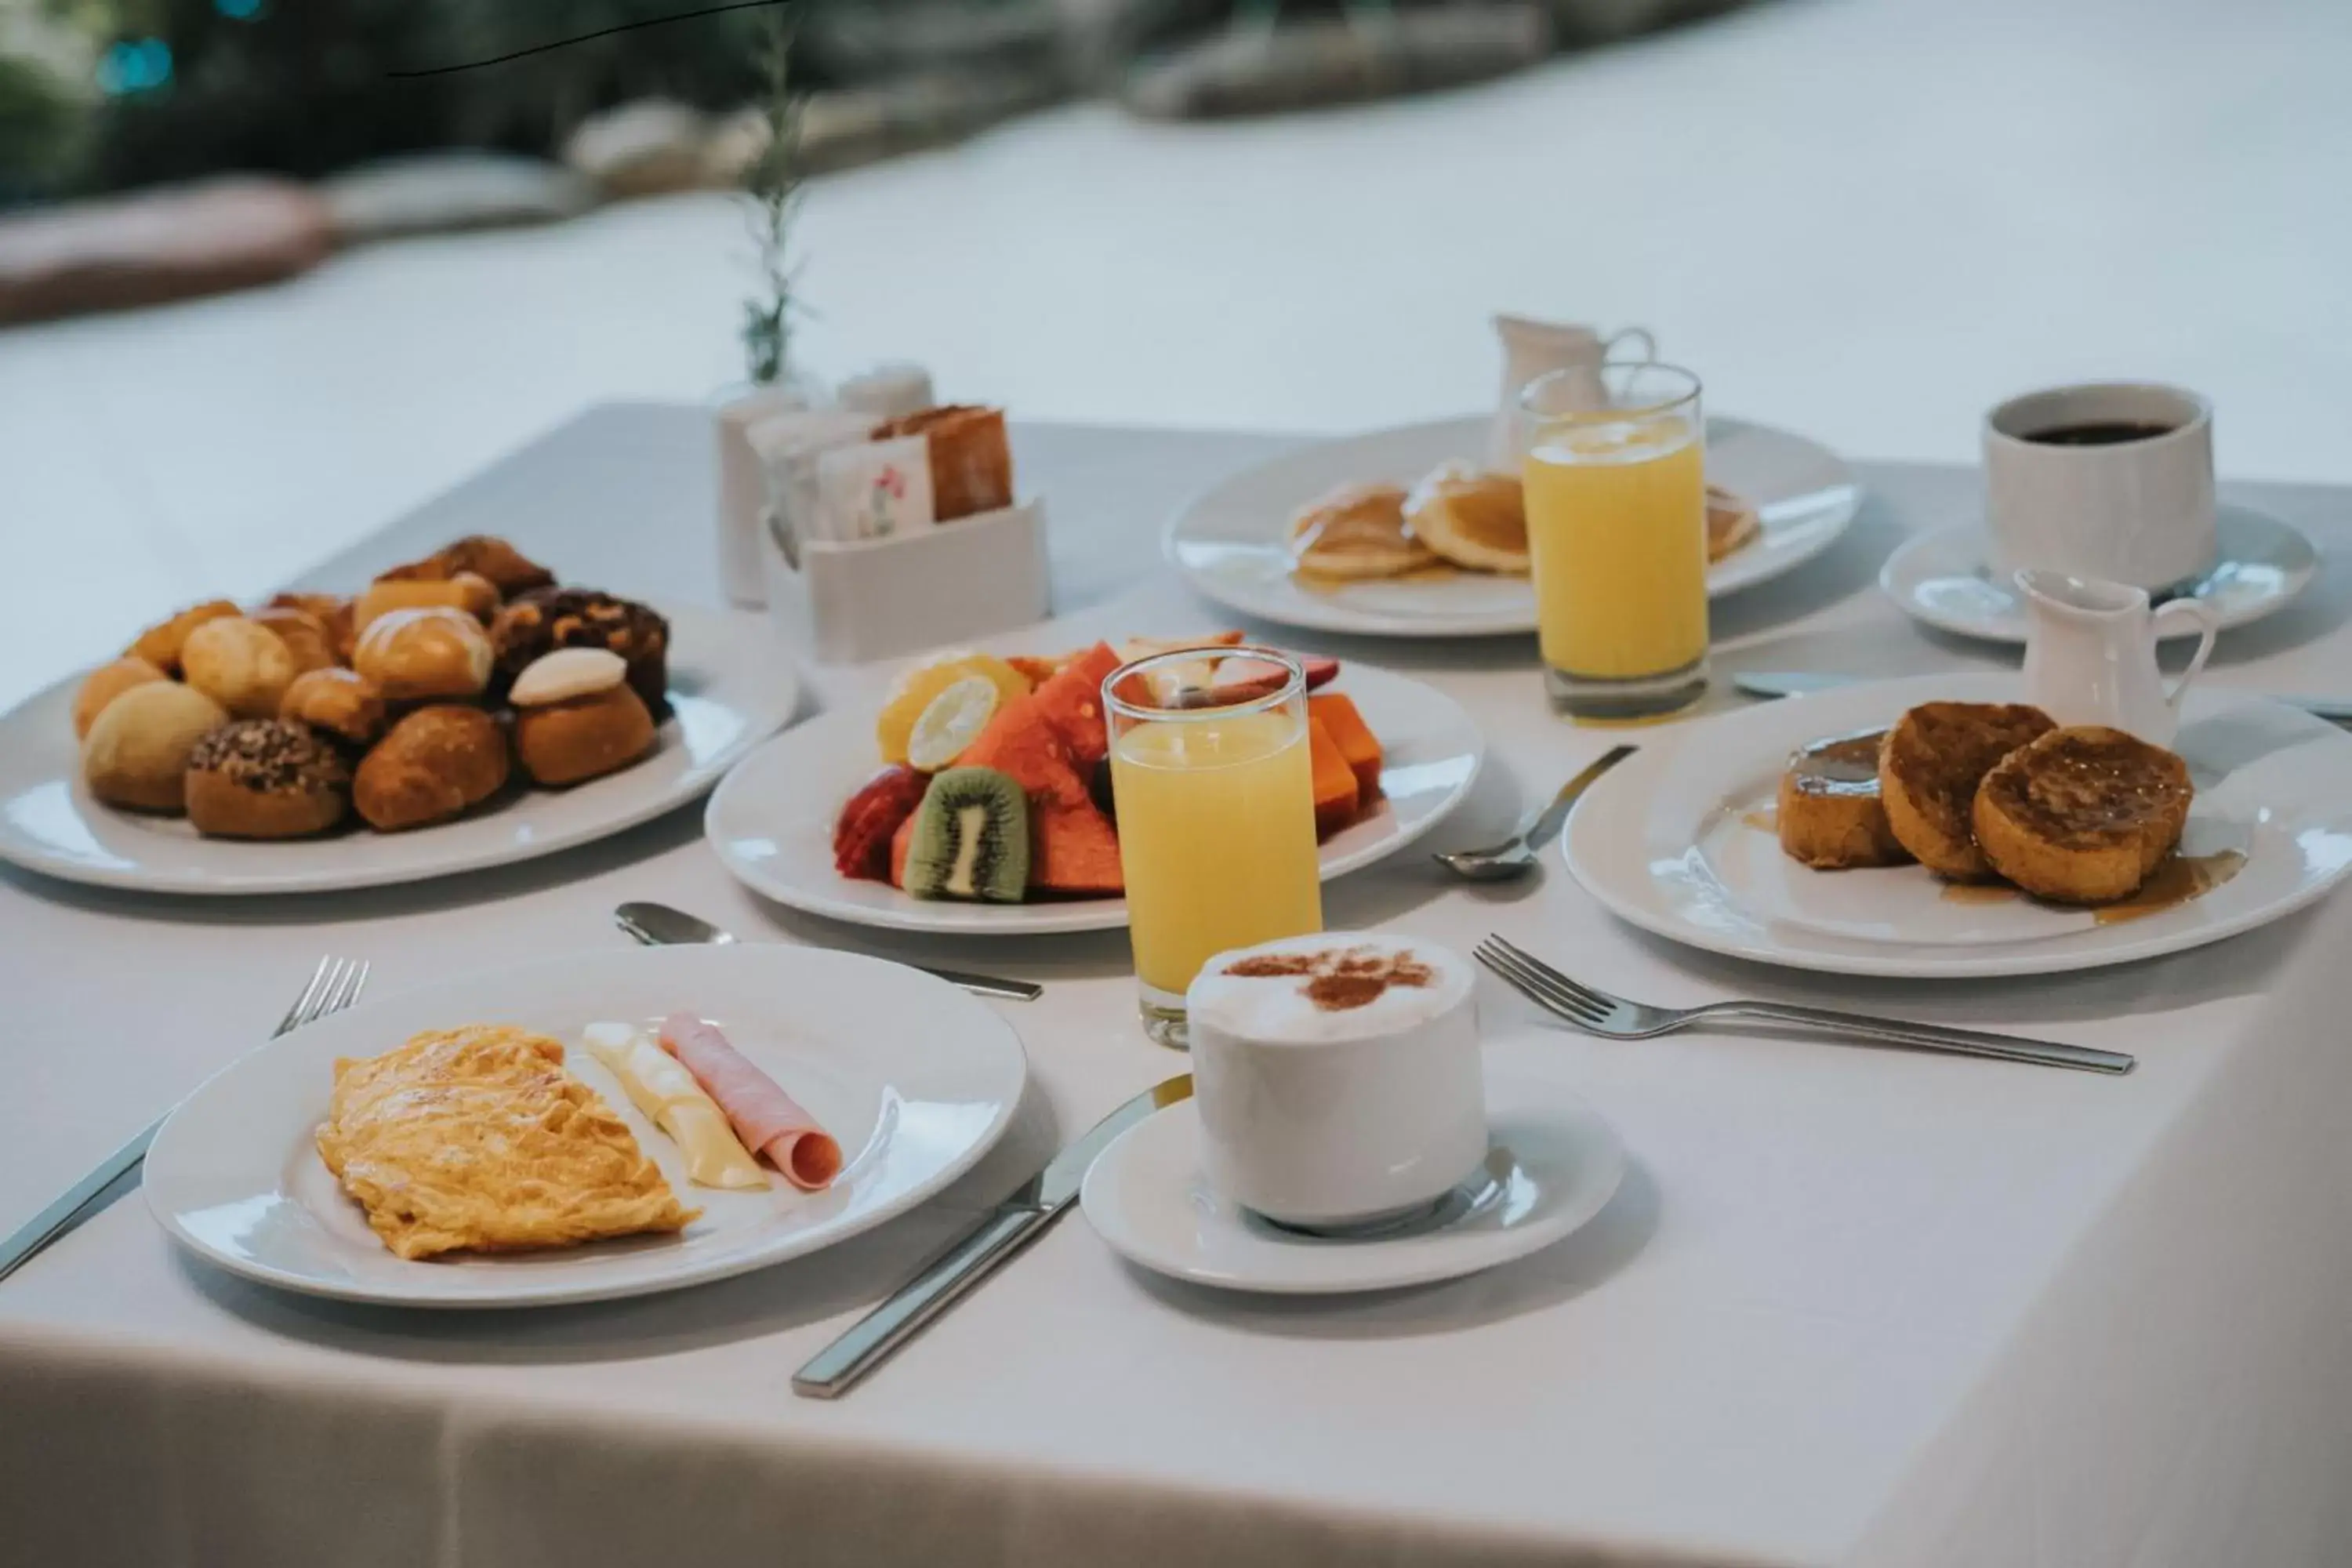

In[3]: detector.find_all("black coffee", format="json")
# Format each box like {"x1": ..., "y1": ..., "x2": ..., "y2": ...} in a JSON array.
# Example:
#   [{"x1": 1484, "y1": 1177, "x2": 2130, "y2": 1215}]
[{"x1": 2023, "y1": 421, "x2": 2178, "y2": 447}]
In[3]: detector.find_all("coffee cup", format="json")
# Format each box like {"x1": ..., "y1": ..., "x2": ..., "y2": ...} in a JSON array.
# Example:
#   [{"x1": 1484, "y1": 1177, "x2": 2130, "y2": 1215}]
[
  {"x1": 1185, "y1": 933, "x2": 1486, "y2": 1228},
  {"x1": 1983, "y1": 382, "x2": 2215, "y2": 591}
]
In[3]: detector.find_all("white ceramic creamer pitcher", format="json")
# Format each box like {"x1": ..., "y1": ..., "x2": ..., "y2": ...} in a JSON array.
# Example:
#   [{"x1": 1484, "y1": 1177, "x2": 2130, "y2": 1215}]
[{"x1": 2016, "y1": 568, "x2": 2219, "y2": 746}]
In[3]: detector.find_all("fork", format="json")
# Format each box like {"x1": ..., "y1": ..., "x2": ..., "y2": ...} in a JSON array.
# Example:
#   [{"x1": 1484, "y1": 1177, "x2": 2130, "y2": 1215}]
[
  {"x1": 0, "y1": 955, "x2": 371, "y2": 1284},
  {"x1": 1475, "y1": 935, "x2": 2132, "y2": 1075}
]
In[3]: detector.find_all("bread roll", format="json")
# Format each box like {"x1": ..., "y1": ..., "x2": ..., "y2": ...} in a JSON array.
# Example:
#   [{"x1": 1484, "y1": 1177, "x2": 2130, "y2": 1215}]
[
  {"x1": 72, "y1": 656, "x2": 168, "y2": 739},
  {"x1": 280, "y1": 667, "x2": 387, "y2": 746},
  {"x1": 353, "y1": 706, "x2": 510, "y2": 830},
  {"x1": 353, "y1": 608, "x2": 494, "y2": 702},
  {"x1": 353, "y1": 572, "x2": 499, "y2": 633},
  {"x1": 180, "y1": 617, "x2": 297, "y2": 720},
  {"x1": 82, "y1": 682, "x2": 229, "y2": 812},
  {"x1": 184, "y1": 720, "x2": 350, "y2": 839},
  {"x1": 127, "y1": 600, "x2": 240, "y2": 674},
  {"x1": 514, "y1": 684, "x2": 656, "y2": 787},
  {"x1": 249, "y1": 605, "x2": 337, "y2": 675}
]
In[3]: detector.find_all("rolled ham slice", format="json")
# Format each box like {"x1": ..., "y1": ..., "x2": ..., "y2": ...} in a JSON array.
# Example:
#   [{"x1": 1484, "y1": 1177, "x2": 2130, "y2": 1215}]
[{"x1": 657, "y1": 1013, "x2": 843, "y2": 1191}]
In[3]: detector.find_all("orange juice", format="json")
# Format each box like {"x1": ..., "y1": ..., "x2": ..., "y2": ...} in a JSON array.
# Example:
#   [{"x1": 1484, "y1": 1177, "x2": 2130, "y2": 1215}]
[
  {"x1": 1110, "y1": 708, "x2": 1323, "y2": 999},
  {"x1": 1523, "y1": 416, "x2": 1708, "y2": 680}
]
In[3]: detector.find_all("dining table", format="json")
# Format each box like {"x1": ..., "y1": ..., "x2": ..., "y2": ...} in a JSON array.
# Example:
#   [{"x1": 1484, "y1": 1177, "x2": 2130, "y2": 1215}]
[{"x1": 5, "y1": 401, "x2": 2352, "y2": 1568}]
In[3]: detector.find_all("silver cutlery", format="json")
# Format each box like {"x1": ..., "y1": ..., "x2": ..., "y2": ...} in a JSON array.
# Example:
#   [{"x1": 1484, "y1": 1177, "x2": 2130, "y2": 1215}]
[
  {"x1": 614, "y1": 902, "x2": 1041, "y2": 1003},
  {"x1": 0, "y1": 955, "x2": 371, "y2": 1286},
  {"x1": 794, "y1": 1074, "x2": 1193, "y2": 1398},
  {"x1": 1475, "y1": 935, "x2": 2132, "y2": 1075},
  {"x1": 1734, "y1": 669, "x2": 2352, "y2": 724},
  {"x1": 1434, "y1": 746, "x2": 1637, "y2": 881}
]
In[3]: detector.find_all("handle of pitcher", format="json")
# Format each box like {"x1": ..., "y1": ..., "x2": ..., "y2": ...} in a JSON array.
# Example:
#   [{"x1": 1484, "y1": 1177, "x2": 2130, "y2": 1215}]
[{"x1": 2155, "y1": 597, "x2": 2221, "y2": 714}]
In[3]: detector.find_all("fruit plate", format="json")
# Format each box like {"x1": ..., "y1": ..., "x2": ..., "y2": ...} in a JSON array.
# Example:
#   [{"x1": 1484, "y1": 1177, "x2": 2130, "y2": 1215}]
[
  {"x1": 1164, "y1": 413, "x2": 1860, "y2": 639},
  {"x1": 705, "y1": 661, "x2": 1485, "y2": 935},
  {"x1": 0, "y1": 601, "x2": 801, "y2": 897},
  {"x1": 1561, "y1": 671, "x2": 2352, "y2": 978}
]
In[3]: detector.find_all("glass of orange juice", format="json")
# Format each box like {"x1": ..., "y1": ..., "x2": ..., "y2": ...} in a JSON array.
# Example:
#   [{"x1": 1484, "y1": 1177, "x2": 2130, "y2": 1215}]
[
  {"x1": 1105, "y1": 648, "x2": 1325, "y2": 1048},
  {"x1": 1519, "y1": 361, "x2": 1709, "y2": 720}
]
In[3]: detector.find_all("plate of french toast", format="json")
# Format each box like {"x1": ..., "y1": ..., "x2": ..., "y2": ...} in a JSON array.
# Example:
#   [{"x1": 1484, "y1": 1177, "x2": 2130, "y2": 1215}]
[
  {"x1": 1563, "y1": 673, "x2": 2352, "y2": 977},
  {"x1": 1163, "y1": 414, "x2": 1861, "y2": 638},
  {"x1": 0, "y1": 535, "x2": 802, "y2": 895}
]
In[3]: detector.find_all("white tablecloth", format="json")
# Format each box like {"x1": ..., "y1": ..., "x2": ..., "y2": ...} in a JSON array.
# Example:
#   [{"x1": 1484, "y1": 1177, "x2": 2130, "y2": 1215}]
[{"x1": 4, "y1": 405, "x2": 2350, "y2": 1567}]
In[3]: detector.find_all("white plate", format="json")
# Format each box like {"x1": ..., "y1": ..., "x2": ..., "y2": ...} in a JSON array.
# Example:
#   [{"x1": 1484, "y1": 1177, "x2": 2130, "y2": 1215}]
[
  {"x1": 706, "y1": 661, "x2": 1483, "y2": 936},
  {"x1": 143, "y1": 944, "x2": 1026, "y2": 1308},
  {"x1": 1563, "y1": 672, "x2": 2352, "y2": 978},
  {"x1": 1080, "y1": 1069, "x2": 1624, "y2": 1295},
  {"x1": 0, "y1": 601, "x2": 800, "y2": 896},
  {"x1": 1164, "y1": 414, "x2": 1862, "y2": 638},
  {"x1": 1880, "y1": 505, "x2": 2320, "y2": 644}
]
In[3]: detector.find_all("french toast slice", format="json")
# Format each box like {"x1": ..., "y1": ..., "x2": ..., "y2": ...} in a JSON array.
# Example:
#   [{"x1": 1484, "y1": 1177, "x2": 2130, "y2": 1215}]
[
  {"x1": 1776, "y1": 730, "x2": 1912, "y2": 869},
  {"x1": 1972, "y1": 726, "x2": 2193, "y2": 903},
  {"x1": 1877, "y1": 702, "x2": 2056, "y2": 880}
]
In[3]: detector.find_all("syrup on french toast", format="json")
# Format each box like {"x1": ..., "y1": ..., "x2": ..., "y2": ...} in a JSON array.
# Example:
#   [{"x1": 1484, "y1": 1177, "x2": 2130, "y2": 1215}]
[
  {"x1": 1972, "y1": 726, "x2": 2193, "y2": 903},
  {"x1": 1877, "y1": 702, "x2": 2056, "y2": 880},
  {"x1": 1775, "y1": 729, "x2": 1912, "y2": 869}
]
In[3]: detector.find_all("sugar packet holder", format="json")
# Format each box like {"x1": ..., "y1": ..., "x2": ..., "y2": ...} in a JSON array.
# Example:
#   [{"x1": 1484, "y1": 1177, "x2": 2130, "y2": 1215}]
[{"x1": 761, "y1": 496, "x2": 1051, "y2": 666}]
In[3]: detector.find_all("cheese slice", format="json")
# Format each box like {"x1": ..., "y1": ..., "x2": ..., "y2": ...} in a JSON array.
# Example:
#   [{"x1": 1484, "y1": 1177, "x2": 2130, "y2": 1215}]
[{"x1": 582, "y1": 1022, "x2": 768, "y2": 1189}]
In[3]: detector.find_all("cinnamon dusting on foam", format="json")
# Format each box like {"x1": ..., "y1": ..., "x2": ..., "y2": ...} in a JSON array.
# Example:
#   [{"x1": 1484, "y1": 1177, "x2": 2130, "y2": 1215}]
[{"x1": 1224, "y1": 945, "x2": 1436, "y2": 1012}]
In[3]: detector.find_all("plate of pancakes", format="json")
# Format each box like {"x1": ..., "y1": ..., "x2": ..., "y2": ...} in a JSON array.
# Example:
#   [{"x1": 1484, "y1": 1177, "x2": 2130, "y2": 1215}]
[
  {"x1": 1562, "y1": 672, "x2": 2352, "y2": 978},
  {"x1": 1164, "y1": 414, "x2": 1861, "y2": 638}
]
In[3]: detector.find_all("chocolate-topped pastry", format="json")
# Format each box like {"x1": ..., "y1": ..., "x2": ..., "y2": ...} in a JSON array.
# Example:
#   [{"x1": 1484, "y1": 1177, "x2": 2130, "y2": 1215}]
[
  {"x1": 184, "y1": 719, "x2": 350, "y2": 839},
  {"x1": 490, "y1": 587, "x2": 671, "y2": 720}
]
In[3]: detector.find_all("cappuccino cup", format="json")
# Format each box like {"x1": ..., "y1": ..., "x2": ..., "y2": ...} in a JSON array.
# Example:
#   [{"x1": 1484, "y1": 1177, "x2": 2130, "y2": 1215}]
[
  {"x1": 1185, "y1": 933, "x2": 1485, "y2": 1228},
  {"x1": 1983, "y1": 382, "x2": 2216, "y2": 592}
]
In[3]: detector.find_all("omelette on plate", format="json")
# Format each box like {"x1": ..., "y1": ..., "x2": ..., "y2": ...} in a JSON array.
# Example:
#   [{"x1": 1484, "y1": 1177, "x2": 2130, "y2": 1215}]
[{"x1": 316, "y1": 1024, "x2": 698, "y2": 1261}]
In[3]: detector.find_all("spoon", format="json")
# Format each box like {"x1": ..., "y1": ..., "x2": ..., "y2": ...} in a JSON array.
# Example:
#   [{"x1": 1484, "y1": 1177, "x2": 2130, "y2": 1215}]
[
  {"x1": 613, "y1": 902, "x2": 1043, "y2": 1002},
  {"x1": 1431, "y1": 746, "x2": 1635, "y2": 881}
]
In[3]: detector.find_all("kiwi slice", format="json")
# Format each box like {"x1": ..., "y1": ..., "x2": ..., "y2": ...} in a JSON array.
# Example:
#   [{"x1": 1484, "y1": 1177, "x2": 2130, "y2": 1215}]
[{"x1": 905, "y1": 767, "x2": 1029, "y2": 902}]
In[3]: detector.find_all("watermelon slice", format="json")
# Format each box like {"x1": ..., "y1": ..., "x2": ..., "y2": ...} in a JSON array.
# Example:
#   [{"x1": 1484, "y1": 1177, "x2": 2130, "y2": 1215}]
[
  {"x1": 958, "y1": 692, "x2": 1091, "y2": 811},
  {"x1": 1025, "y1": 641, "x2": 1123, "y2": 767},
  {"x1": 1032, "y1": 795, "x2": 1125, "y2": 895}
]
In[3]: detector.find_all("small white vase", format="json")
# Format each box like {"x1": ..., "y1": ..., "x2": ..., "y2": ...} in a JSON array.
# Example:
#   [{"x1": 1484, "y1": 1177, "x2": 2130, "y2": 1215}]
[{"x1": 711, "y1": 367, "x2": 829, "y2": 608}]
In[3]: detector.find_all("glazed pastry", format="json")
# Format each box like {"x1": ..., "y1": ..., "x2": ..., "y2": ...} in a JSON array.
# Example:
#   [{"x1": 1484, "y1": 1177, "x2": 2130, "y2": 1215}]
[
  {"x1": 353, "y1": 572, "x2": 499, "y2": 633},
  {"x1": 377, "y1": 535, "x2": 555, "y2": 597},
  {"x1": 353, "y1": 705, "x2": 510, "y2": 831},
  {"x1": 126, "y1": 600, "x2": 240, "y2": 675},
  {"x1": 180, "y1": 616, "x2": 298, "y2": 720},
  {"x1": 353, "y1": 607, "x2": 495, "y2": 702},
  {"x1": 869, "y1": 405, "x2": 1013, "y2": 521},
  {"x1": 280, "y1": 667, "x2": 388, "y2": 747},
  {"x1": 249, "y1": 604, "x2": 338, "y2": 675},
  {"x1": 490, "y1": 588, "x2": 671, "y2": 719},
  {"x1": 272, "y1": 593, "x2": 358, "y2": 663},
  {"x1": 510, "y1": 648, "x2": 657, "y2": 786},
  {"x1": 1287, "y1": 483, "x2": 1434, "y2": 582},
  {"x1": 82, "y1": 682, "x2": 229, "y2": 812},
  {"x1": 1404, "y1": 463, "x2": 1528, "y2": 575},
  {"x1": 71, "y1": 655, "x2": 167, "y2": 739},
  {"x1": 184, "y1": 720, "x2": 350, "y2": 839}
]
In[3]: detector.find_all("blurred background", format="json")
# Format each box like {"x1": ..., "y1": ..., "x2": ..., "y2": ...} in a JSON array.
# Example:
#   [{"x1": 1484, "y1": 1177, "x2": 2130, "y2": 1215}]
[{"x1": 2, "y1": 0, "x2": 2347, "y2": 706}]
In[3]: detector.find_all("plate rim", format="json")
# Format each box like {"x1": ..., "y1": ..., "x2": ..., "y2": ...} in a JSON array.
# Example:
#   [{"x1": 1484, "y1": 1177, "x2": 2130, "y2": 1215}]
[
  {"x1": 1878, "y1": 504, "x2": 2321, "y2": 646},
  {"x1": 703, "y1": 660, "x2": 1486, "y2": 936},
  {"x1": 1078, "y1": 1073, "x2": 1626, "y2": 1295},
  {"x1": 1562, "y1": 672, "x2": 2352, "y2": 978},
  {"x1": 1161, "y1": 412, "x2": 1864, "y2": 639},
  {"x1": 0, "y1": 599, "x2": 800, "y2": 897},
  {"x1": 142, "y1": 943, "x2": 1028, "y2": 1308}
]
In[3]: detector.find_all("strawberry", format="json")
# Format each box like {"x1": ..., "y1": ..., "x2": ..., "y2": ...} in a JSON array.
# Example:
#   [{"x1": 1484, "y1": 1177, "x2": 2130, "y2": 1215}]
[{"x1": 833, "y1": 764, "x2": 928, "y2": 880}]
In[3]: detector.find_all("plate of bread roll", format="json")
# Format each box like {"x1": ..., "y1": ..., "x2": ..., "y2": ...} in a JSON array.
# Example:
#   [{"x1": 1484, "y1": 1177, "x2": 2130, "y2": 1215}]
[{"x1": 0, "y1": 535, "x2": 802, "y2": 895}]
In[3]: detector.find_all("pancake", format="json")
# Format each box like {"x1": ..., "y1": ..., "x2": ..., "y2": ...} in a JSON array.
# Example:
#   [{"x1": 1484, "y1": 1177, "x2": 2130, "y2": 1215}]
[
  {"x1": 1973, "y1": 726, "x2": 2193, "y2": 902},
  {"x1": 1878, "y1": 702, "x2": 2056, "y2": 880},
  {"x1": 1288, "y1": 482, "x2": 1433, "y2": 582},
  {"x1": 1706, "y1": 485, "x2": 1760, "y2": 563},
  {"x1": 1404, "y1": 463, "x2": 1529, "y2": 574}
]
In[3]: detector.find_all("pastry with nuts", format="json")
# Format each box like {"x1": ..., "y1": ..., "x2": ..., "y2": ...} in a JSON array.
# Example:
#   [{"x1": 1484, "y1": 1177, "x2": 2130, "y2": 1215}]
[
  {"x1": 490, "y1": 588, "x2": 670, "y2": 719},
  {"x1": 510, "y1": 648, "x2": 656, "y2": 787},
  {"x1": 184, "y1": 720, "x2": 351, "y2": 839}
]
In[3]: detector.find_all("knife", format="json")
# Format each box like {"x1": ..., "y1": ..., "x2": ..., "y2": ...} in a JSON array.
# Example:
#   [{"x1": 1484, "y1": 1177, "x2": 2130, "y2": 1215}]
[
  {"x1": 793, "y1": 1075, "x2": 1195, "y2": 1398},
  {"x1": 614, "y1": 902, "x2": 1042, "y2": 1003},
  {"x1": 1733, "y1": 670, "x2": 2352, "y2": 723}
]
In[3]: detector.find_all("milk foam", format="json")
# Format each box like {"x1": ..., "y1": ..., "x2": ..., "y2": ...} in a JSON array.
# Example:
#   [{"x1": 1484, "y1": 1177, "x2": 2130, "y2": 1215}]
[{"x1": 1186, "y1": 933, "x2": 1472, "y2": 1045}]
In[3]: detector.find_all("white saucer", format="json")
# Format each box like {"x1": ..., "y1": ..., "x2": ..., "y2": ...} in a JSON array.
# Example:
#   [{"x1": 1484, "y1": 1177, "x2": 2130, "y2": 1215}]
[
  {"x1": 1079, "y1": 1072, "x2": 1624, "y2": 1295},
  {"x1": 1880, "y1": 504, "x2": 2319, "y2": 645}
]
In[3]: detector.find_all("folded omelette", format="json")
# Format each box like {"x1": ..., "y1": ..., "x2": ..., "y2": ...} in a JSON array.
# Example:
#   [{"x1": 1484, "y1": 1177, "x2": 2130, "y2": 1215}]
[{"x1": 317, "y1": 1024, "x2": 698, "y2": 1261}]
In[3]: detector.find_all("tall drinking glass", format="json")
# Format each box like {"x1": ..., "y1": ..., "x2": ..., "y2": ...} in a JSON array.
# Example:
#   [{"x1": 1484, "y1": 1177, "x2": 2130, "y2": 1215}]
[
  {"x1": 1519, "y1": 361, "x2": 1709, "y2": 720},
  {"x1": 1104, "y1": 648, "x2": 1324, "y2": 1049}
]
